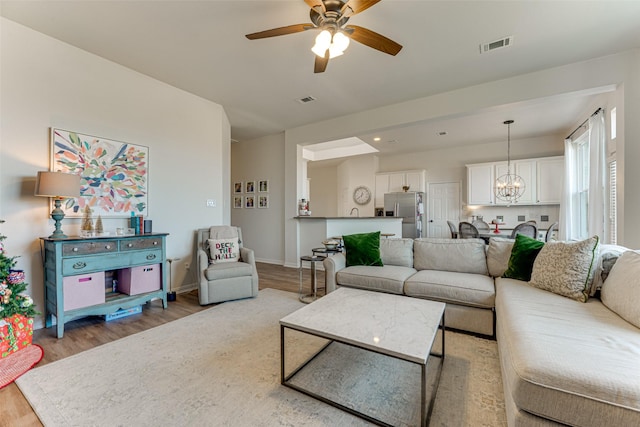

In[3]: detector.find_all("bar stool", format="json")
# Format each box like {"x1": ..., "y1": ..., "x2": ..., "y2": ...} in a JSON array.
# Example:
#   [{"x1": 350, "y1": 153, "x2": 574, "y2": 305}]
[{"x1": 299, "y1": 255, "x2": 324, "y2": 304}]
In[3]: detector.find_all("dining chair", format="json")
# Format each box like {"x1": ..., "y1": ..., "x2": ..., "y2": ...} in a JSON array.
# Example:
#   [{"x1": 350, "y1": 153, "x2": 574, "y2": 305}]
[
  {"x1": 447, "y1": 221, "x2": 458, "y2": 239},
  {"x1": 459, "y1": 221, "x2": 480, "y2": 239},
  {"x1": 472, "y1": 219, "x2": 491, "y2": 232},
  {"x1": 545, "y1": 222, "x2": 559, "y2": 242},
  {"x1": 510, "y1": 222, "x2": 538, "y2": 239}
]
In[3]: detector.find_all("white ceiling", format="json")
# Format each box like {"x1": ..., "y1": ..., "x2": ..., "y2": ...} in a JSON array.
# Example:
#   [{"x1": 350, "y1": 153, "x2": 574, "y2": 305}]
[{"x1": 2, "y1": 0, "x2": 640, "y2": 154}]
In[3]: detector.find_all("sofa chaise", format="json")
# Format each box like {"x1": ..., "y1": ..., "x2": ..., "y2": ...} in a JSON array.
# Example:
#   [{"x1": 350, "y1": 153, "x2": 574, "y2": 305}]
[{"x1": 323, "y1": 236, "x2": 640, "y2": 426}]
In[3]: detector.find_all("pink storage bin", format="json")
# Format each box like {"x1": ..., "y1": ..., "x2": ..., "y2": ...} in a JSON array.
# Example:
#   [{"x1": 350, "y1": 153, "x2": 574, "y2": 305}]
[
  {"x1": 117, "y1": 264, "x2": 161, "y2": 295},
  {"x1": 63, "y1": 271, "x2": 106, "y2": 310}
]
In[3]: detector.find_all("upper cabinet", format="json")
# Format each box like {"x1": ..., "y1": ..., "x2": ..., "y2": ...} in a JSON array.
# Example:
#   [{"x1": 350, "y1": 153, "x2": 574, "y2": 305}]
[
  {"x1": 536, "y1": 157, "x2": 564, "y2": 204},
  {"x1": 466, "y1": 156, "x2": 563, "y2": 206},
  {"x1": 467, "y1": 163, "x2": 495, "y2": 205},
  {"x1": 375, "y1": 170, "x2": 425, "y2": 207}
]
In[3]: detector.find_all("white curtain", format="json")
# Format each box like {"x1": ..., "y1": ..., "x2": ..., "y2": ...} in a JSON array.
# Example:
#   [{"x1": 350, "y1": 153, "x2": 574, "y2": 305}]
[
  {"x1": 588, "y1": 110, "x2": 606, "y2": 240},
  {"x1": 560, "y1": 138, "x2": 575, "y2": 240}
]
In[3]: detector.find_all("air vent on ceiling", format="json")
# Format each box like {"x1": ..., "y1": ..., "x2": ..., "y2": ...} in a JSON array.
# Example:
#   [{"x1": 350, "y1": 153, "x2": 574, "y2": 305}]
[
  {"x1": 479, "y1": 36, "x2": 513, "y2": 54},
  {"x1": 297, "y1": 96, "x2": 317, "y2": 104}
]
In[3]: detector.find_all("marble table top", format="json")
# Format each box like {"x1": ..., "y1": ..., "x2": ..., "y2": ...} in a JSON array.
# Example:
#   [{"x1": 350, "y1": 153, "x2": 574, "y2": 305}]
[{"x1": 280, "y1": 287, "x2": 445, "y2": 364}]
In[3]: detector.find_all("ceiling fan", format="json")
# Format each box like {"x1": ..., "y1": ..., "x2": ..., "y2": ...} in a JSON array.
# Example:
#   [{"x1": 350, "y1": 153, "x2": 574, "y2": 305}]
[{"x1": 245, "y1": 0, "x2": 402, "y2": 73}]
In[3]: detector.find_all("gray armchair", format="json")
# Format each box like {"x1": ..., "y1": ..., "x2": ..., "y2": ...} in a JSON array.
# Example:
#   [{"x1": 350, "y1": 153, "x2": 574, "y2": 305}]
[{"x1": 196, "y1": 226, "x2": 258, "y2": 305}]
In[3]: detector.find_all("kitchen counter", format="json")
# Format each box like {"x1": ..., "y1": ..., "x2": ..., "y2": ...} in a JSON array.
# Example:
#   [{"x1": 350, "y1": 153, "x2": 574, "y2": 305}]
[{"x1": 296, "y1": 216, "x2": 403, "y2": 266}]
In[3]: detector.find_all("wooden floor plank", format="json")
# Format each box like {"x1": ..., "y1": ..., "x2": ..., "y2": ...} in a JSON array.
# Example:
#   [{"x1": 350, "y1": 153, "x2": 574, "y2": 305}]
[{"x1": 0, "y1": 262, "x2": 314, "y2": 427}]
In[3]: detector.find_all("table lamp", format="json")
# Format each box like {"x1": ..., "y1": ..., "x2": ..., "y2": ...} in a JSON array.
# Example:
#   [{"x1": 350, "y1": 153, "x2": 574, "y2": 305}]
[{"x1": 35, "y1": 171, "x2": 81, "y2": 239}]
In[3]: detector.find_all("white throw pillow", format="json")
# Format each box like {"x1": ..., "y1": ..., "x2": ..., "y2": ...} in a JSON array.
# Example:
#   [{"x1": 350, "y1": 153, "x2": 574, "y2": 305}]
[
  {"x1": 601, "y1": 250, "x2": 640, "y2": 328},
  {"x1": 529, "y1": 236, "x2": 599, "y2": 302},
  {"x1": 208, "y1": 237, "x2": 239, "y2": 264},
  {"x1": 486, "y1": 237, "x2": 515, "y2": 278}
]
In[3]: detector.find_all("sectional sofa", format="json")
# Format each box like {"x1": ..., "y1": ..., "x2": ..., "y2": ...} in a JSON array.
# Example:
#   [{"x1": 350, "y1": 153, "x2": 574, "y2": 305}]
[{"x1": 323, "y1": 237, "x2": 640, "y2": 426}]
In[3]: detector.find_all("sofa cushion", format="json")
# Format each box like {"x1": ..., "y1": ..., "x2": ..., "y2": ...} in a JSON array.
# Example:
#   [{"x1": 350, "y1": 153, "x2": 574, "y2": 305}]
[
  {"x1": 502, "y1": 234, "x2": 544, "y2": 281},
  {"x1": 601, "y1": 250, "x2": 640, "y2": 328},
  {"x1": 205, "y1": 261, "x2": 253, "y2": 280},
  {"x1": 343, "y1": 231, "x2": 383, "y2": 267},
  {"x1": 414, "y1": 238, "x2": 488, "y2": 275},
  {"x1": 496, "y1": 277, "x2": 640, "y2": 427},
  {"x1": 336, "y1": 265, "x2": 416, "y2": 294},
  {"x1": 529, "y1": 236, "x2": 599, "y2": 302},
  {"x1": 487, "y1": 237, "x2": 514, "y2": 278},
  {"x1": 404, "y1": 270, "x2": 495, "y2": 309},
  {"x1": 379, "y1": 238, "x2": 414, "y2": 267}
]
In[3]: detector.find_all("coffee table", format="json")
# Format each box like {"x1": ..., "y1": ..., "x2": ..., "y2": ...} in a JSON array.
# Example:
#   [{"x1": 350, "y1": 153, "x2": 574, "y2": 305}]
[{"x1": 280, "y1": 287, "x2": 445, "y2": 426}]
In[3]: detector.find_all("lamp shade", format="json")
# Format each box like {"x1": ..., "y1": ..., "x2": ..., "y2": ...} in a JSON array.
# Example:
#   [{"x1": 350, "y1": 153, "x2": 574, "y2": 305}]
[{"x1": 34, "y1": 171, "x2": 80, "y2": 199}]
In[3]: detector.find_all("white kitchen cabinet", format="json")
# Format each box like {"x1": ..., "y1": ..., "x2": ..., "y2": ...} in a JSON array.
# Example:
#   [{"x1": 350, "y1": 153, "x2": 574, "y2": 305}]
[
  {"x1": 374, "y1": 170, "x2": 425, "y2": 207},
  {"x1": 388, "y1": 173, "x2": 406, "y2": 192},
  {"x1": 536, "y1": 157, "x2": 564, "y2": 204},
  {"x1": 405, "y1": 171, "x2": 425, "y2": 192},
  {"x1": 467, "y1": 163, "x2": 495, "y2": 205},
  {"x1": 467, "y1": 156, "x2": 563, "y2": 206}
]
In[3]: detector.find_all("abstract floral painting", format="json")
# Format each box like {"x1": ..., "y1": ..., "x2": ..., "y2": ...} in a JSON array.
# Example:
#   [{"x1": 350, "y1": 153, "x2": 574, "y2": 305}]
[{"x1": 51, "y1": 129, "x2": 148, "y2": 217}]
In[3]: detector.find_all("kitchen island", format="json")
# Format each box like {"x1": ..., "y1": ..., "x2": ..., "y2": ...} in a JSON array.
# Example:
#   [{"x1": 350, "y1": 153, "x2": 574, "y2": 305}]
[{"x1": 295, "y1": 216, "x2": 403, "y2": 265}]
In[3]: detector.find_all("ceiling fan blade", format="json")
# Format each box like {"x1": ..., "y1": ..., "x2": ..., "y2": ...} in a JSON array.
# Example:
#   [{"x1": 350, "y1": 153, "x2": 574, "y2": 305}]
[
  {"x1": 245, "y1": 24, "x2": 311, "y2": 40},
  {"x1": 305, "y1": 0, "x2": 326, "y2": 13},
  {"x1": 314, "y1": 52, "x2": 329, "y2": 73},
  {"x1": 341, "y1": 0, "x2": 381, "y2": 17},
  {"x1": 346, "y1": 25, "x2": 402, "y2": 56}
]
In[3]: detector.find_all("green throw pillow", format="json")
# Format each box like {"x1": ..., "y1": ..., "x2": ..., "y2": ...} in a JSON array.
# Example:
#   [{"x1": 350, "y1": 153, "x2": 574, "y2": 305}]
[
  {"x1": 343, "y1": 231, "x2": 384, "y2": 267},
  {"x1": 502, "y1": 234, "x2": 545, "y2": 281}
]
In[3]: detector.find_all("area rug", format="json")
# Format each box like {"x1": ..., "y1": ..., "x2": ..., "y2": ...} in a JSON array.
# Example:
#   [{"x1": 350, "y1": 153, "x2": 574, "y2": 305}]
[
  {"x1": 0, "y1": 344, "x2": 43, "y2": 389},
  {"x1": 17, "y1": 289, "x2": 506, "y2": 426}
]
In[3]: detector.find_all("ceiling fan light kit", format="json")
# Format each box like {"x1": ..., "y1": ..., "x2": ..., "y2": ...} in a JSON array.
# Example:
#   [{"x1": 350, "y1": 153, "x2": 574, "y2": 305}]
[
  {"x1": 245, "y1": 0, "x2": 402, "y2": 73},
  {"x1": 311, "y1": 29, "x2": 350, "y2": 58},
  {"x1": 494, "y1": 120, "x2": 526, "y2": 205}
]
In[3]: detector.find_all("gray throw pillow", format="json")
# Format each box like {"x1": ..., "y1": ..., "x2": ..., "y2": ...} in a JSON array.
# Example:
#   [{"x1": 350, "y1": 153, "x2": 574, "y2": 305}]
[{"x1": 529, "y1": 236, "x2": 599, "y2": 302}]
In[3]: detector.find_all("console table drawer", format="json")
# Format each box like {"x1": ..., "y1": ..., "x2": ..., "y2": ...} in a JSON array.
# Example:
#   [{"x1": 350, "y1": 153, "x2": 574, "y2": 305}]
[
  {"x1": 120, "y1": 238, "x2": 162, "y2": 251},
  {"x1": 63, "y1": 241, "x2": 118, "y2": 256},
  {"x1": 62, "y1": 250, "x2": 163, "y2": 275}
]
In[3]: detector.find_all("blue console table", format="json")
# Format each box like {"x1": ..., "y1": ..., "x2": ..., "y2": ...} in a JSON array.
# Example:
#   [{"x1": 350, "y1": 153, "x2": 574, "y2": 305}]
[{"x1": 41, "y1": 233, "x2": 168, "y2": 338}]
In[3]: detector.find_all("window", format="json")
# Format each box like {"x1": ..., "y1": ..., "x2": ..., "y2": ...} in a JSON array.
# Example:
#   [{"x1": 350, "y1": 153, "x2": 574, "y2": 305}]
[
  {"x1": 608, "y1": 160, "x2": 617, "y2": 245},
  {"x1": 564, "y1": 109, "x2": 606, "y2": 242},
  {"x1": 610, "y1": 107, "x2": 617, "y2": 140}
]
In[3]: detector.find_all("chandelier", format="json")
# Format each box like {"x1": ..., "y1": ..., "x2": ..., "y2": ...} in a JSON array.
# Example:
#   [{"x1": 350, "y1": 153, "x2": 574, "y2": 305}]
[{"x1": 494, "y1": 120, "x2": 525, "y2": 204}]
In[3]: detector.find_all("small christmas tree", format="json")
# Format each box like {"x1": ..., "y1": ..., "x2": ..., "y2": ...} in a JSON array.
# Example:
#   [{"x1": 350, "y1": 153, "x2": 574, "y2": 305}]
[
  {"x1": 81, "y1": 206, "x2": 94, "y2": 233},
  {"x1": 95, "y1": 215, "x2": 104, "y2": 234},
  {"x1": 0, "y1": 220, "x2": 39, "y2": 319}
]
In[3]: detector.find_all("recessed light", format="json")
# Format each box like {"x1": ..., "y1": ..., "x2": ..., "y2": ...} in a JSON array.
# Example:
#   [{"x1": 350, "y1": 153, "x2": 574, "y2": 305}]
[
  {"x1": 373, "y1": 137, "x2": 381, "y2": 142},
  {"x1": 385, "y1": 139, "x2": 398, "y2": 144},
  {"x1": 437, "y1": 131, "x2": 448, "y2": 136}
]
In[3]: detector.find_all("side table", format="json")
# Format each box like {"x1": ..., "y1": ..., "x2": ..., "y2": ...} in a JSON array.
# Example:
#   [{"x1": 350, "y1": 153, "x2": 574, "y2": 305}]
[{"x1": 299, "y1": 255, "x2": 325, "y2": 304}]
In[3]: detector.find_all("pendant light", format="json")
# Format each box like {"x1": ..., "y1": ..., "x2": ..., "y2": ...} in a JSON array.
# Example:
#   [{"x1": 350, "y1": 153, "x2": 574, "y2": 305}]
[{"x1": 494, "y1": 120, "x2": 525, "y2": 204}]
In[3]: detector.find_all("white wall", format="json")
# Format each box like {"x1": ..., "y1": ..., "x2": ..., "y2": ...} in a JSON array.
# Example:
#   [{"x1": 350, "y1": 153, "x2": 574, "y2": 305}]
[
  {"x1": 307, "y1": 164, "x2": 338, "y2": 217},
  {"x1": 336, "y1": 155, "x2": 377, "y2": 217},
  {"x1": 231, "y1": 133, "x2": 285, "y2": 264},
  {"x1": 0, "y1": 18, "x2": 230, "y2": 328}
]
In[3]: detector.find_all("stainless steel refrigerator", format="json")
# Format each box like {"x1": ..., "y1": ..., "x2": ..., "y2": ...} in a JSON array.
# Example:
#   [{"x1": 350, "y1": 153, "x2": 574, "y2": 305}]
[{"x1": 384, "y1": 192, "x2": 425, "y2": 238}]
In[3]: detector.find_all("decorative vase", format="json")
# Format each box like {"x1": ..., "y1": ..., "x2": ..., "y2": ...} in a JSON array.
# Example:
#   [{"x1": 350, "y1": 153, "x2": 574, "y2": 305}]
[{"x1": 7, "y1": 270, "x2": 25, "y2": 285}]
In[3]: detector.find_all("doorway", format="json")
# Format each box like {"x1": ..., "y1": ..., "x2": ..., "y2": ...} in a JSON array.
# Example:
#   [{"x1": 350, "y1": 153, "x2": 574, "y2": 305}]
[{"x1": 427, "y1": 182, "x2": 461, "y2": 238}]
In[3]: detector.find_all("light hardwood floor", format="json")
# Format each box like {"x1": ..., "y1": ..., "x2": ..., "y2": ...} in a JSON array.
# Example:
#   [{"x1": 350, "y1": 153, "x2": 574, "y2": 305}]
[{"x1": 0, "y1": 262, "x2": 323, "y2": 427}]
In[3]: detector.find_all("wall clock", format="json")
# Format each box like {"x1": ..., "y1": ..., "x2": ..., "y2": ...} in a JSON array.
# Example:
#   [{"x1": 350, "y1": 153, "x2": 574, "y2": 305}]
[{"x1": 353, "y1": 186, "x2": 372, "y2": 205}]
